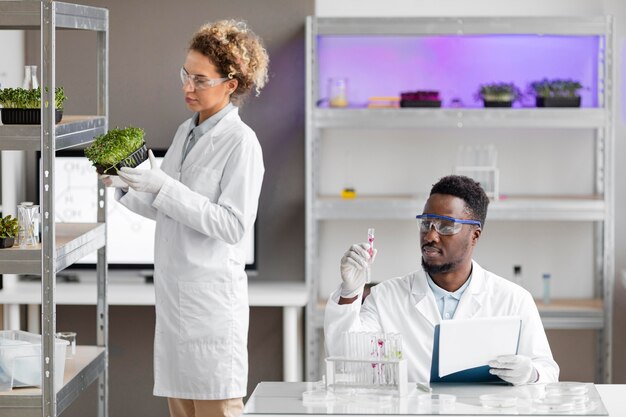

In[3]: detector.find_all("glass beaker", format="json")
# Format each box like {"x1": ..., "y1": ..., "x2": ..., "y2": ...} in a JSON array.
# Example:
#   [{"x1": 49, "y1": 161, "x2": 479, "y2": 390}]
[
  {"x1": 22, "y1": 65, "x2": 39, "y2": 90},
  {"x1": 56, "y1": 331, "x2": 77, "y2": 358},
  {"x1": 17, "y1": 202, "x2": 40, "y2": 248},
  {"x1": 328, "y1": 77, "x2": 348, "y2": 108}
]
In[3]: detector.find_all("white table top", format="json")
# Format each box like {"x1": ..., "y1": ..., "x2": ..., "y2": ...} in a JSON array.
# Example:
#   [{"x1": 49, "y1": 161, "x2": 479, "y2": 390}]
[
  {"x1": 243, "y1": 382, "x2": 624, "y2": 416},
  {"x1": 0, "y1": 271, "x2": 307, "y2": 307}
]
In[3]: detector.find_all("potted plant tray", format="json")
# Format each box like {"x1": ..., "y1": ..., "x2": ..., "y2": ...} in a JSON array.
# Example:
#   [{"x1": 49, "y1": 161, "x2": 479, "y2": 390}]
[
  {"x1": 0, "y1": 87, "x2": 67, "y2": 124},
  {"x1": 85, "y1": 127, "x2": 149, "y2": 176},
  {"x1": 400, "y1": 90, "x2": 442, "y2": 108},
  {"x1": 529, "y1": 79, "x2": 583, "y2": 108},
  {"x1": 0, "y1": 215, "x2": 19, "y2": 249},
  {"x1": 1, "y1": 108, "x2": 63, "y2": 124},
  {"x1": 536, "y1": 96, "x2": 581, "y2": 108},
  {"x1": 475, "y1": 82, "x2": 521, "y2": 109}
]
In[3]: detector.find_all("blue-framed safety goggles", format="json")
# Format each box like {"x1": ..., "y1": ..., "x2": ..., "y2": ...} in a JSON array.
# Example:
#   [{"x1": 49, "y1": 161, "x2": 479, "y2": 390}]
[{"x1": 415, "y1": 214, "x2": 482, "y2": 236}]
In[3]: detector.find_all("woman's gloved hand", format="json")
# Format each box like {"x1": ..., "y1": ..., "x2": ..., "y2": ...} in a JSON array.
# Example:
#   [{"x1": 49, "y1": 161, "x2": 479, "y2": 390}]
[
  {"x1": 118, "y1": 150, "x2": 168, "y2": 194},
  {"x1": 99, "y1": 174, "x2": 128, "y2": 190},
  {"x1": 489, "y1": 354, "x2": 538, "y2": 385},
  {"x1": 340, "y1": 243, "x2": 377, "y2": 299}
]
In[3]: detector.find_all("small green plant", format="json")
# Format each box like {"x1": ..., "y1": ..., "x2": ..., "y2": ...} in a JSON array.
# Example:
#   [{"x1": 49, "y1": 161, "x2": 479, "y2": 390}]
[
  {"x1": 0, "y1": 86, "x2": 67, "y2": 109},
  {"x1": 528, "y1": 78, "x2": 583, "y2": 98},
  {"x1": 0, "y1": 215, "x2": 19, "y2": 239},
  {"x1": 475, "y1": 82, "x2": 521, "y2": 103},
  {"x1": 84, "y1": 127, "x2": 145, "y2": 172}
]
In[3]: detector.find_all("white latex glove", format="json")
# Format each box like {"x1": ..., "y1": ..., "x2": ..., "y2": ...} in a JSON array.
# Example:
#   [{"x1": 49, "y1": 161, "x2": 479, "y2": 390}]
[
  {"x1": 118, "y1": 150, "x2": 168, "y2": 194},
  {"x1": 489, "y1": 354, "x2": 538, "y2": 385},
  {"x1": 340, "y1": 243, "x2": 377, "y2": 298},
  {"x1": 98, "y1": 174, "x2": 128, "y2": 190}
]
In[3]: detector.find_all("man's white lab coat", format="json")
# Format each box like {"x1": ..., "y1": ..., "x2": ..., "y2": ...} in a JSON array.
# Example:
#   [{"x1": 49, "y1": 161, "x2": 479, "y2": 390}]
[{"x1": 325, "y1": 261, "x2": 559, "y2": 383}]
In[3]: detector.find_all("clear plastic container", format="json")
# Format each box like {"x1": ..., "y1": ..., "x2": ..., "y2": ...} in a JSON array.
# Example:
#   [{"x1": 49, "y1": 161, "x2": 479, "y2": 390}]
[
  {"x1": 0, "y1": 330, "x2": 68, "y2": 391},
  {"x1": 480, "y1": 393, "x2": 518, "y2": 408},
  {"x1": 417, "y1": 393, "x2": 456, "y2": 412}
]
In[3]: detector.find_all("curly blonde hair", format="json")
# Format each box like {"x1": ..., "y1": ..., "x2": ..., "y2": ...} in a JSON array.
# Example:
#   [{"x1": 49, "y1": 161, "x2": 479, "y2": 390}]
[{"x1": 189, "y1": 20, "x2": 269, "y2": 104}]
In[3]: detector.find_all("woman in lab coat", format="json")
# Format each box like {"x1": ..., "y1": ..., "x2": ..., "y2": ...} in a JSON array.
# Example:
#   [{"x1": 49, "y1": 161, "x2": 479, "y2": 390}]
[{"x1": 109, "y1": 20, "x2": 268, "y2": 417}]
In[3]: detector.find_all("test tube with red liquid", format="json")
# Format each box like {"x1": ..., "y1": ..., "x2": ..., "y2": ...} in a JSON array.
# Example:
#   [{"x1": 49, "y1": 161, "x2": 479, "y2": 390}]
[{"x1": 366, "y1": 228, "x2": 375, "y2": 283}]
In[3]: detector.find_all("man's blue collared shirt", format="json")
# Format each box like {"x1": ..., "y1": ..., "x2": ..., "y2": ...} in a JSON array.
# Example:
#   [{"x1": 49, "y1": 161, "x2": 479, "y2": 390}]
[{"x1": 426, "y1": 273, "x2": 472, "y2": 320}]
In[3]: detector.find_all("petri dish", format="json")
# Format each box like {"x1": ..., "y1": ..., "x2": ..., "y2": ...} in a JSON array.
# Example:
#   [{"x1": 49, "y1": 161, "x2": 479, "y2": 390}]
[
  {"x1": 533, "y1": 397, "x2": 575, "y2": 412},
  {"x1": 545, "y1": 393, "x2": 589, "y2": 405},
  {"x1": 302, "y1": 389, "x2": 335, "y2": 404},
  {"x1": 480, "y1": 394, "x2": 518, "y2": 408},
  {"x1": 545, "y1": 382, "x2": 588, "y2": 396},
  {"x1": 417, "y1": 394, "x2": 456, "y2": 412}
]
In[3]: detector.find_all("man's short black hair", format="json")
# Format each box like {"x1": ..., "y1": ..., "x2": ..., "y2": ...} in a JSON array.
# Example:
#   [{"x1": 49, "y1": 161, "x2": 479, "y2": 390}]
[{"x1": 430, "y1": 175, "x2": 489, "y2": 228}]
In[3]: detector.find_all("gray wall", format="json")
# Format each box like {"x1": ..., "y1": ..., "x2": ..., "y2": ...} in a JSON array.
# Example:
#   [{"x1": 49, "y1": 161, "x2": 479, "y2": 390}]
[{"x1": 24, "y1": 1, "x2": 312, "y2": 416}]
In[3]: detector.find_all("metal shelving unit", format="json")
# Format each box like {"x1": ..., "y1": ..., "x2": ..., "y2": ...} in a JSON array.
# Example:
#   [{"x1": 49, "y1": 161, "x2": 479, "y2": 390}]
[
  {"x1": 0, "y1": 2, "x2": 109, "y2": 417},
  {"x1": 305, "y1": 16, "x2": 614, "y2": 383}
]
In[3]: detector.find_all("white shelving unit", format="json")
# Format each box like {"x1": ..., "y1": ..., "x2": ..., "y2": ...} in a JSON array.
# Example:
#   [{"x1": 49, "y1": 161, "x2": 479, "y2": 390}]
[
  {"x1": 0, "y1": 2, "x2": 109, "y2": 416},
  {"x1": 305, "y1": 16, "x2": 614, "y2": 383}
]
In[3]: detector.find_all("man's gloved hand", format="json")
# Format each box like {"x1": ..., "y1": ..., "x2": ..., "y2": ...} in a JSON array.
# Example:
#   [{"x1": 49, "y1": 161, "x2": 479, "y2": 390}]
[
  {"x1": 99, "y1": 174, "x2": 128, "y2": 191},
  {"x1": 340, "y1": 243, "x2": 377, "y2": 298},
  {"x1": 489, "y1": 354, "x2": 538, "y2": 385},
  {"x1": 118, "y1": 150, "x2": 168, "y2": 194}
]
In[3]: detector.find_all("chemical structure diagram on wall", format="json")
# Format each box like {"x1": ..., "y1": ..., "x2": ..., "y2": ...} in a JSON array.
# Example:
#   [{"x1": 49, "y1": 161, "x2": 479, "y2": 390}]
[{"x1": 54, "y1": 156, "x2": 156, "y2": 265}]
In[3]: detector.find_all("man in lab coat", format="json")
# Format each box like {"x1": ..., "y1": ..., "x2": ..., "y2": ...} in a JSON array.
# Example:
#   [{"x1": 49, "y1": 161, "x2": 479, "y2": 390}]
[{"x1": 324, "y1": 175, "x2": 559, "y2": 385}]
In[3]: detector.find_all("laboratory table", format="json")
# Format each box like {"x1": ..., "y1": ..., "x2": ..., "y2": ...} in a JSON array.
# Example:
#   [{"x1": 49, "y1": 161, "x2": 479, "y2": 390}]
[
  {"x1": 244, "y1": 382, "x2": 625, "y2": 416},
  {"x1": 0, "y1": 272, "x2": 307, "y2": 381}
]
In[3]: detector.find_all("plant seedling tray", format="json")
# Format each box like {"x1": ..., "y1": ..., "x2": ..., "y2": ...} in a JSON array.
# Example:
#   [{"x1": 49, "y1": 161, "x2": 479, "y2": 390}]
[
  {"x1": 1, "y1": 108, "x2": 63, "y2": 124},
  {"x1": 536, "y1": 96, "x2": 581, "y2": 108},
  {"x1": 95, "y1": 143, "x2": 148, "y2": 175}
]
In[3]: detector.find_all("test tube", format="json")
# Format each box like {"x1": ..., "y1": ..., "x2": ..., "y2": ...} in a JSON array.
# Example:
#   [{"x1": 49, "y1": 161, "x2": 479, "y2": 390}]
[{"x1": 366, "y1": 228, "x2": 375, "y2": 283}]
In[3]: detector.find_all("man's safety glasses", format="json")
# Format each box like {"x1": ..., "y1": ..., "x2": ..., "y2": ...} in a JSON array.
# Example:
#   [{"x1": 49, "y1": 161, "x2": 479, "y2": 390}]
[
  {"x1": 416, "y1": 214, "x2": 482, "y2": 236},
  {"x1": 180, "y1": 67, "x2": 228, "y2": 90}
]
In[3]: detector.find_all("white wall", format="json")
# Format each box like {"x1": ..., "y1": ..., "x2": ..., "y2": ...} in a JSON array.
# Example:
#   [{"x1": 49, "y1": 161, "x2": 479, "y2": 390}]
[{"x1": 0, "y1": 30, "x2": 24, "y2": 88}]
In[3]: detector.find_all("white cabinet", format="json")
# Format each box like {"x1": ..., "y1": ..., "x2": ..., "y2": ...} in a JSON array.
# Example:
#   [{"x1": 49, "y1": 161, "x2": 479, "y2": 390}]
[
  {"x1": 305, "y1": 16, "x2": 614, "y2": 383},
  {"x1": 0, "y1": 2, "x2": 109, "y2": 416}
]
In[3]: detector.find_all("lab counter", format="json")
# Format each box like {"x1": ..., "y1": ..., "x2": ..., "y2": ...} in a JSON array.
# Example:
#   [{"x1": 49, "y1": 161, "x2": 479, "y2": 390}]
[
  {"x1": 0, "y1": 271, "x2": 307, "y2": 381},
  {"x1": 244, "y1": 382, "x2": 624, "y2": 416}
]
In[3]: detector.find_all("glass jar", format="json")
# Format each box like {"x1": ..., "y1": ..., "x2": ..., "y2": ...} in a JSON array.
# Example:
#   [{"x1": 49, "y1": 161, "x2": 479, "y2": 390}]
[
  {"x1": 328, "y1": 77, "x2": 348, "y2": 108},
  {"x1": 17, "y1": 202, "x2": 40, "y2": 247}
]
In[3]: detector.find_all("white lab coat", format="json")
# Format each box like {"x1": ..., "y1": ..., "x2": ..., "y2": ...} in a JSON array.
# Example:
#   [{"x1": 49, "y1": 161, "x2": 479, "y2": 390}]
[
  {"x1": 119, "y1": 107, "x2": 264, "y2": 400},
  {"x1": 325, "y1": 261, "x2": 559, "y2": 384}
]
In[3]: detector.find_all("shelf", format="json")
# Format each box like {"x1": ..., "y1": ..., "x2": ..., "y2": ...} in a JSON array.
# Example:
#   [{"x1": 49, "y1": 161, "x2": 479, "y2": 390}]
[
  {"x1": 314, "y1": 16, "x2": 611, "y2": 36},
  {"x1": 538, "y1": 298, "x2": 604, "y2": 330},
  {"x1": 0, "y1": 223, "x2": 105, "y2": 274},
  {"x1": 0, "y1": 1, "x2": 107, "y2": 31},
  {"x1": 312, "y1": 298, "x2": 604, "y2": 330},
  {"x1": 0, "y1": 116, "x2": 106, "y2": 151},
  {"x1": 0, "y1": 346, "x2": 105, "y2": 417},
  {"x1": 314, "y1": 195, "x2": 606, "y2": 221},
  {"x1": 0, "y1": 275, "x2": 308, "y2": 308},
  {"x1": 314, "y1": 108, "x2": 608, "y2": 129}
]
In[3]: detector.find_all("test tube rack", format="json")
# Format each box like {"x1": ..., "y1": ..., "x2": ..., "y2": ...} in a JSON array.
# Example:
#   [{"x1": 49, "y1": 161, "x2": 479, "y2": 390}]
[{"x1": 325, "y1": 356, "x2": 408, "y2": 397}]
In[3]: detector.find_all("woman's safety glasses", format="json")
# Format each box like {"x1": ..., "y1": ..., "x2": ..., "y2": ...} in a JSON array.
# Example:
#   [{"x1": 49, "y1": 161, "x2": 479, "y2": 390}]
[
  {"x1": 180, "y1": 67, "x2": 228, "y2": 90},
  {"x1": 416, "y1": 214, "x2": 482, "y2": 236}
]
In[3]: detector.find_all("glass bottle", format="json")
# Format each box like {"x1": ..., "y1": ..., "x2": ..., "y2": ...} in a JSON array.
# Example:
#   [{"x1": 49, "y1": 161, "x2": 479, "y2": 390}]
[
  {"x1": 542, "y1": 273, "x2": 551, "y2": 304},
  {"x1": 22, "y1": 65, "x2": 39, "y2": 89},
  {"x1": 17, "y1": 202, "x2": 40, "y2": 247}
]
